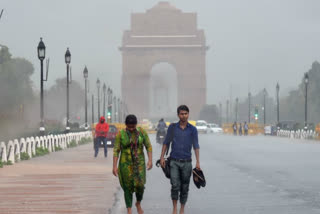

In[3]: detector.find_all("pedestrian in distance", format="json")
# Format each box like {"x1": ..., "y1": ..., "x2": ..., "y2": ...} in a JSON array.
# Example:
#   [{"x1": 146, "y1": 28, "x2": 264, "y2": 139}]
[
  {"x1": 94, "y1": 116, "x2": 109, "y2": 158},
  {"x1": 156, "y1": 118, "x2": 167, "y2": 144},
  {"x1": 113, "y1": 114, "x2": 153, "y2": 214},
  {"x1": 160, "y1": 105, "x2": 200, "y2": 214},
  {"x1": 233, "y1": 122, "x2": 237, "y2": 135},
  {"x1": 239, "y1": 123, "x2": 243, "y2": 136},
  {"x1": 244, "y1": 122, "x2": 249, "y2": 136}
]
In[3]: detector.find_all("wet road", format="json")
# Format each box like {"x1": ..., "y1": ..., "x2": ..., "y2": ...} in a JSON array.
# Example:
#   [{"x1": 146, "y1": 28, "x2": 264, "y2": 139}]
[{"x1": 112, "y1": 134, "x2": 320, "y2": 214}]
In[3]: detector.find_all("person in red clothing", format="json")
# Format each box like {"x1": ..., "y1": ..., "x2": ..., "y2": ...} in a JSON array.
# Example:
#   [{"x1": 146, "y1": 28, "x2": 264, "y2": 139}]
[{"x1": 94, "y1": 116, "x2": 109, "y2": 158}]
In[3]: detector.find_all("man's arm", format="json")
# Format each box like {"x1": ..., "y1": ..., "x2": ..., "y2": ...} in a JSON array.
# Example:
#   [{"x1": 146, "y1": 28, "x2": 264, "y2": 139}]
[
  {"x1": 193, "y1": 127, "x2": 200, "y2": 169},
  {"x1": 160, "y1": 144, "x2": 168, "y2": 168},
  {"x1": 194, "y1": 148, "x2": 200, "y2": 170},
  {"x1": 159, "y1": 124, "x2": 173, "y2": 168}
]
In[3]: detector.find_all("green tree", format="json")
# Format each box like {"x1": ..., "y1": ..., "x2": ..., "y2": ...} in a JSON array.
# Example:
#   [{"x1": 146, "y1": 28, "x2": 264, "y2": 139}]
[
  {"x1": 0, "y1": 45, "x2": 34, "y2": 116},
  {"x1": 280, "y1": 61, "x2": 320, "y2": 124},
  {"x1": 0, "y1": 45, "x2": 36, "y2": 140}
]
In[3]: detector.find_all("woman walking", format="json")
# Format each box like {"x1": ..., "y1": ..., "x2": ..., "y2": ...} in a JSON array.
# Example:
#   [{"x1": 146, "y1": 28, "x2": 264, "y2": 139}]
[{"x1": 113, "y1": 115, "x2": 153, "y2": 214}]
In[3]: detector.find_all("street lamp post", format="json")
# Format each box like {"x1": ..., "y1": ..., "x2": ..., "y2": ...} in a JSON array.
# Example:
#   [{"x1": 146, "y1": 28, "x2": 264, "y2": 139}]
[
  {"x1": 107, "y1": 88, "x2": 113, "y2": 123},
  {"x1": 65, "y1": 48, "x2": 71, "y2": 132},
  {"x1": 219, "y1": 103, "x2": 222, "y2": 127},
  {"x1": 0, "y1": 9, "x2": 3, "y2": 21},
  {"x1": 263, "y1": 88, "x2": 267, "y2": 125},
  {"x1": 96, "y1": 78, "x2": 101, "y2": 121},
  {"x1": 226, "y1": 100, "x2": 229, "y2": 123},
  {"x1": 83, "y1": 66, "x2": 88, "y2": 129},
  {"x1": 107, "y1": 88, "x2": 110, "y2": 122},
  {"x1": 103, "y1": 83, "x2": 106, "y2": 118},
  {"x1": 248, "y1": 92, "x2": 251, "y2": 124},
  {"x1": 122, "y1": 102, "x2": 127, "y2": 122},
  {"x1": 119, "y1": 100, "x2": 123, "y2": 123},
  {"x1": 92, "y1": 94, "x2": 94, "y2": 125},
  {"x1": 124, "y1": 102, "x2": 128, "y2": 120},
  {"x1": 118, "y1": 98, "x2": 121, "y2": 123},
  {"x1": 304, "y1": 73, "x2": 309, "y2": 131},
  {"x1": 276, "y1": 83, "x2": 280, "y2": 129},
  {"x1": 235, "y1": 98, "x2": 239, "y2": 123},
  {"x1": 113, "y1": 96, "x2": 117, "y2": 123},
  {"x1": 37, "y1": 38, "x2": 46, "y2": 135}
]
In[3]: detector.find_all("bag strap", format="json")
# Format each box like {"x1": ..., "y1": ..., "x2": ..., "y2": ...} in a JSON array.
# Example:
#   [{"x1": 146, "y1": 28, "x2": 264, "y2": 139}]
[{"x1": 165, "y1": 123, "x2": 176, "y2": 157}]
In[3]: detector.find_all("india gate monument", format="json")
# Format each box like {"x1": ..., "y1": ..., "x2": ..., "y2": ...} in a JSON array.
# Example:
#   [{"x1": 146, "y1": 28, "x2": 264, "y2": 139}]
[{"x1": 120, "y1": 2, "x2": 208, "y2": 120}]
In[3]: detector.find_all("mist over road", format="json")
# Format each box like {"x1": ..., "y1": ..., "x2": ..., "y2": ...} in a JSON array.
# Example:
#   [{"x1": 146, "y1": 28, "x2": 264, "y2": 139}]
[{"x1": 113, "y1": 134, "x2": 320, "y2": 214}]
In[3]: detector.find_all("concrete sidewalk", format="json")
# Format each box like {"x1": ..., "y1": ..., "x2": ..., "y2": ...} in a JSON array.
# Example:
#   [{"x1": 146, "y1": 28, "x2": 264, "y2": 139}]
[{"x1": 0, "y1": 143, "x2": 119, "y2": 214}]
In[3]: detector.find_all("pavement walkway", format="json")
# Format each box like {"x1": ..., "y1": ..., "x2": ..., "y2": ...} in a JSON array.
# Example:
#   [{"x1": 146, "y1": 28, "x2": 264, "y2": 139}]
[{"x1": 0, "y1": 142, "x2": 119, "y2": 214}]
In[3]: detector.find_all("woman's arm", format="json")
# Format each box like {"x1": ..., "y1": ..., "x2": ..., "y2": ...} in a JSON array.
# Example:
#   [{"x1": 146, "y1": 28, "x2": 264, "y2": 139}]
[
  {"x1": 112, "y1": 132, "x2": 121, "y2": 177},
  {"x1": 142, "y1": 128, "x2": 153, "y2": 170},
  {"x1": 113, "y1": 156, "x2": 119, "y2": 177},
  {"x1": 147, "y1": 151, "x2": 153, "y2": 170}
]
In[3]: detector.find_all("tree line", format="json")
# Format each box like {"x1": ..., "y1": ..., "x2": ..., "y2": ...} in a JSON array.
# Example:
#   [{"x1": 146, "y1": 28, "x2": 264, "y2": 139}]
[
  {"x1": 200, "y1": 61, "x2": 320, "y2": 127},
  {"x1": 0, "y1": 45, "x2": 85, "y2": 140}
]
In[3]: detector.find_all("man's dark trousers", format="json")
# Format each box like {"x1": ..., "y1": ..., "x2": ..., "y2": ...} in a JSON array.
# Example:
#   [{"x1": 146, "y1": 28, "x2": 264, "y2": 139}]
[
  {"x1": 170, "y1": 159, "x2": 192, "y2": 204},
  {"x1": 94, "y1": 136, "x2": 107, "y2": 157}
]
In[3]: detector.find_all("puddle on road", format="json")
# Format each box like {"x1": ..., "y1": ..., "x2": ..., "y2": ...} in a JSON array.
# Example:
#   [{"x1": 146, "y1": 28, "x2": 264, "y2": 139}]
[{"x1": 109, "y1": 186, "x2": 126, "y2": 214}]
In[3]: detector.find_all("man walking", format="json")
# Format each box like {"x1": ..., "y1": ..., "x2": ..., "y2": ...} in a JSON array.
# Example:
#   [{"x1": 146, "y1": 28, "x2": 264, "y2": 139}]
[
  {"x1": 244, "y1": 122, "x2": 249, "y2": 136},
  {"x1": 94, "y1": 116, "x2": 109, "y2": 158},
  {"x1": 233, "y1": 122, "x2": 237, "y2": 135},
  {"x1": 239, "y1": 123, "x2": 243, "y2": 136},
  {"x1": 160, "y1": 105, "x2": 200, "y2": 214}
]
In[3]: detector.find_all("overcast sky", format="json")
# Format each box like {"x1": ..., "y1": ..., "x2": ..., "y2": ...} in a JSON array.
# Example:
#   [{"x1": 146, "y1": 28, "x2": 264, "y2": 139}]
[{"x1": 1, "y1": 0, "x2": 320, "y2": 105}]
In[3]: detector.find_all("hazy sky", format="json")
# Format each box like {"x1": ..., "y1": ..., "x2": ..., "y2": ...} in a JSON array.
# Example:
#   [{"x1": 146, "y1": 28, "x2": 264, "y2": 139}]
[{"x1": 1, "y1": 0, "x2": 320, "y2": 105}]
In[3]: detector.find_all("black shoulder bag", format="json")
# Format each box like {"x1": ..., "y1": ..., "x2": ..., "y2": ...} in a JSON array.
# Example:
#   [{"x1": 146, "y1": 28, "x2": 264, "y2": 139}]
[{"x1": 156, "y1": 123, "x2": 176, "y2": 179}]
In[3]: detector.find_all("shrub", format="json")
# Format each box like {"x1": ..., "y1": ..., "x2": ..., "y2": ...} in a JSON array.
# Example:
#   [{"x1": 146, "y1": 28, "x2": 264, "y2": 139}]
[
  {"x1": 35, "y1": 147, "x2": 49, "y2": 157},
  {"x1": 68, "y1": 140, "x2": 77, "y2": 148},
  {"x1": 0, "y1": 160, "x2": 3, "y2": 168},
  {"x1": 4, "y1": 160, "x2": 13, "y2": 165},
  {"x1": 78, "y1": 137, "x2": 92, "y2": 145},
  {"x1": 54, "y1": 146, "x2": 63, "y2": 151},
  {"x1": 20, "y1": 152, "x2": 30, "y2": 161}
]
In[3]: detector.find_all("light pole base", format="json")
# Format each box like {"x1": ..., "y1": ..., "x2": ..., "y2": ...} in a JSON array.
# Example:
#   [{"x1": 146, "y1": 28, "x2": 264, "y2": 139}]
[
  {"x1": 65, "y1": 126, "x2": 71, "y2": 133},
  {"x1": 39, "y1": 127, "x2": 46, "y2": 136}
]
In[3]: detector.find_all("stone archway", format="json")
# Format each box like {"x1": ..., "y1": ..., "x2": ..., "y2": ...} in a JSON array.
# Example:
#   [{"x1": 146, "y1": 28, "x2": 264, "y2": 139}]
[
  {"x1": 120, "y1": 2, "x2": 208, "y2": 120},
  {"x1": 149, "y1": 62, "x2": 178, "y2": 119}
]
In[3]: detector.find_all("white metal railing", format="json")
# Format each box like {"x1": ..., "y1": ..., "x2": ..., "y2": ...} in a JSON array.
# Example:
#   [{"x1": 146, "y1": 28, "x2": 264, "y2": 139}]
[
  {"x1": 277, "y1": 129, "x2": 319, "y2": 140},
  {"x1": 0, "y1": 131, "x2": 91, "y2": 164}
]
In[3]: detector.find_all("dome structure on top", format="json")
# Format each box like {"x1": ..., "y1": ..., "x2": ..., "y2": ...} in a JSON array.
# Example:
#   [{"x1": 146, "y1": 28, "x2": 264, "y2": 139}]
[{"x1": 147, "y1": 1, "x2": 181, "y2": 12}]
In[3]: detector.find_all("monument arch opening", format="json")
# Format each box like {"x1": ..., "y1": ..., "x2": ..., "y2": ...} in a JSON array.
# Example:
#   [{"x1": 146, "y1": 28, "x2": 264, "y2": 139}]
[{"x1": 149, "y1": 62, "x2": 178, "y2": 120}]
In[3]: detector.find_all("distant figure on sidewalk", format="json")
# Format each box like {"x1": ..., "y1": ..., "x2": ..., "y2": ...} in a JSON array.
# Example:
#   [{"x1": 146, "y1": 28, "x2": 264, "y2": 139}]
[
  {"x1": 233, "y1": 122, "x2": 237, "y2": 135},
  {"x1": 113, "y1": 114, "x2": 153, "y2": 214},
  {"x1": 244, "y1": 122, "x2": 249, "y2": 136},
  {"x1": 94, "y1": 116, "x2": 109, "y2": 158},
  {"x1": 239, "y1": 123, "x2": 243, "y2": 136}
]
